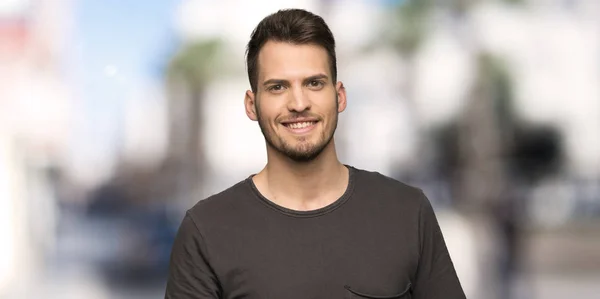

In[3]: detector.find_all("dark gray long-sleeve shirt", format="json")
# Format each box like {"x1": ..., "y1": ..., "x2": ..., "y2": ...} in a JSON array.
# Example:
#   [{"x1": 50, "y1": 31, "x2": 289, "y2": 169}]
[{"x1": 165, "y1": 166, "x2": 466, "y2": 298}]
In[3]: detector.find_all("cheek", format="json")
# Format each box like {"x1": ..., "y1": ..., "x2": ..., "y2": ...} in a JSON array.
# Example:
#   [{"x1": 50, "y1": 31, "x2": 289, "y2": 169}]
[
  {"x1": 258, "y1": 103, "x2": 283, "y2": 125},
  {"x1": 323, "y1": 99, "x2": 339, "y2": 116}
]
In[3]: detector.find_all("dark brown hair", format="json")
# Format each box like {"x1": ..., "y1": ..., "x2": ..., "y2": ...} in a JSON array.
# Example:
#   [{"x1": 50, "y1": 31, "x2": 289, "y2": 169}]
[{"x1": 246, "y1": 9, "x2": 337, "y2": 93}]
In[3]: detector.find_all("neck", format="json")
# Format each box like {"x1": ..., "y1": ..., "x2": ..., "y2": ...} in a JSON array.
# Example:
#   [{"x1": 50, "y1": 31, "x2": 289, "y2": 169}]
[{"x1": 253, "y1": 141, "x2": 349, "y2": 211}]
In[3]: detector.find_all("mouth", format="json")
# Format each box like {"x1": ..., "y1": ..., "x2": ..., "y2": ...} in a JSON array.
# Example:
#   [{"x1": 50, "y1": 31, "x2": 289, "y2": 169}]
[{"x1": 281, "y1": 120, "x2": 319, "y2": 134}]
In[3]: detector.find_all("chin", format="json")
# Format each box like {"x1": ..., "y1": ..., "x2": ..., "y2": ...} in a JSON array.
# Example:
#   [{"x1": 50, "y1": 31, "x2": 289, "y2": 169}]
[{"x1": 285, "y1": 150, "x2": 322, "y2": 162}]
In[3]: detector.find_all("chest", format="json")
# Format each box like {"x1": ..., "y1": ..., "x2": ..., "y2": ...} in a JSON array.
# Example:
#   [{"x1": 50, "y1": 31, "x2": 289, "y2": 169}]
[{"x1": 210, "y1": 215, "x2": 418, "y2": 299}]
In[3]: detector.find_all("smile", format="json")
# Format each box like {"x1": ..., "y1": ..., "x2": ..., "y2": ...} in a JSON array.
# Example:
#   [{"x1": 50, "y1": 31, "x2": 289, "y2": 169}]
[
  {"x1": 282, "y1": 121, "x2": 318, "y2": 134},
  {"x1": 285, "y1": 121, "x2": 316, "y2": 129}
]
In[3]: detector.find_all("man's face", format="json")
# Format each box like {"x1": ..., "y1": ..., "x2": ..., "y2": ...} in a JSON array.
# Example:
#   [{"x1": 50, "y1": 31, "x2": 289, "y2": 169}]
[{"x1": 245, "y1": 41, "x2": 346, "y2": 162}]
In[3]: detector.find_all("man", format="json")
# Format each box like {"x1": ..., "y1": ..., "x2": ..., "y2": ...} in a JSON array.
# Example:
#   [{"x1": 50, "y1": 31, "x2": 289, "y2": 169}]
[{"x1": 165, "y1": 8, "x2": 465, "y2": 299}]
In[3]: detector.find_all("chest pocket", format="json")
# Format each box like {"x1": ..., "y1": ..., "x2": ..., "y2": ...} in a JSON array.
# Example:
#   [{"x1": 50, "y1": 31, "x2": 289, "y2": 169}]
[{"x1": 344, "y1": 283, "x2": 411, "y2": 299}]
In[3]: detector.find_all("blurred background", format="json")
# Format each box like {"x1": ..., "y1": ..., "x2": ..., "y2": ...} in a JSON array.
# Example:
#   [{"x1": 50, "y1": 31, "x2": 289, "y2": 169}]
[{"x1": 1, "y1": 0, "x2": 599, "y2": 298}]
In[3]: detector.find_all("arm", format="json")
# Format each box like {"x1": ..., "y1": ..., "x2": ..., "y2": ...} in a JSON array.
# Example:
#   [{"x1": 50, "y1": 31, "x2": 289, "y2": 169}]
[
  {"x1": 412, "y1": 192, "x2": 466, "y2": 299},
  {"x1": 165, "y1": 212, "x2": 222, "y2": 298}
]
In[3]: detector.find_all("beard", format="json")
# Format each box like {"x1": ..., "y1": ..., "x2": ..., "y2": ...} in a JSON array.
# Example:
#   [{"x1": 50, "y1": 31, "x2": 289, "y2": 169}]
[{"x1": 256, "y1": 102, "x2": 338, "y2": 163}]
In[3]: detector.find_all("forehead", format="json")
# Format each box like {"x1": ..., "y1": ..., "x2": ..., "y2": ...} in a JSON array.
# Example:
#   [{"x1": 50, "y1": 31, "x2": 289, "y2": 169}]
[{"x1": 257, "y1": 41, "x2": 330, "y2": 81}]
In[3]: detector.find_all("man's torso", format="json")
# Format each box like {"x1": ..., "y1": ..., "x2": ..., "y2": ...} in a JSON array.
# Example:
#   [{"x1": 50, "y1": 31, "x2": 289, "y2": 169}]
[{"x1": 188, "y1": 167, "x2": 423, "y2": 298}]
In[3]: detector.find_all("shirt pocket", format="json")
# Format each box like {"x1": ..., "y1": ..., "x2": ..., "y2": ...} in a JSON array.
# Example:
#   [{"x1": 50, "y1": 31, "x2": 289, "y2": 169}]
[{"x1": 344, "y1": 283, "x2": 411, "y2": 299}]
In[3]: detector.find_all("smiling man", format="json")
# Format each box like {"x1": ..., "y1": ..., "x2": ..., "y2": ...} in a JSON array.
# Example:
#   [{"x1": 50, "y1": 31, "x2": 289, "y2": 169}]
[{"x1": 165, "y1": 8, "x2": 466, "y2": 299}]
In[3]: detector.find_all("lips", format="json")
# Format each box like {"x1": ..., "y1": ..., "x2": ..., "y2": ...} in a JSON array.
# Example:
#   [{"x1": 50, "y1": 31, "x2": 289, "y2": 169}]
[
  {"x1": 284, "y1": 121, "x2": 317, "y2": 129},
  {"x1": 280, "y1": 119, "x2": 319, "y2": 134},
  {"x1": 280, "y1": 117, "x2": 319, "y2": 127}
]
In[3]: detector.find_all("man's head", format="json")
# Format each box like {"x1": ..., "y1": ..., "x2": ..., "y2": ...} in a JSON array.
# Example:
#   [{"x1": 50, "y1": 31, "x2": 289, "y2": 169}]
[{"x1": 244, "y1": 9, "x2": 347, "y2": 162}]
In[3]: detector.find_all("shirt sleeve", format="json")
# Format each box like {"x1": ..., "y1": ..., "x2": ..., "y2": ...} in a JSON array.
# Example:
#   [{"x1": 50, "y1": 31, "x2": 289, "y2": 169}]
[
  {"x1": 412, "y1": 191, "x2": 466, "y2": 299},
  {"x1": 165, "y1": 212, "x2": 222, "y2": 299}
]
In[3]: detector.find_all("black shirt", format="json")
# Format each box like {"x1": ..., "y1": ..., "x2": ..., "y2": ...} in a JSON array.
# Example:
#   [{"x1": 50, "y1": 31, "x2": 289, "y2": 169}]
[{"x1": 165, "y1": 166, "x2": 466, "y2": 298}]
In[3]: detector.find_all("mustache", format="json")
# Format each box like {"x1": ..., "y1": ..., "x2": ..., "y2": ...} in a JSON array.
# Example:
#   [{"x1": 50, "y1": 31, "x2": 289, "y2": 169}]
[{"x1": 278, "y1": 112, "x2": 321, "y2": 122}]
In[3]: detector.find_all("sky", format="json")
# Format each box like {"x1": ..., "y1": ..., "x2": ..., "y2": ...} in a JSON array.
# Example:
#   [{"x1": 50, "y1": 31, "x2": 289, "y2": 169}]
[{"x1": 69, "y1": 0, "x2": 180, "y2": 183}]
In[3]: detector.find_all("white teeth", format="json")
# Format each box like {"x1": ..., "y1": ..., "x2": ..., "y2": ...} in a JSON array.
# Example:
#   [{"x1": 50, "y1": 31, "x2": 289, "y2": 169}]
[{"x1": 288, "y1": 121, "x2": 314, "y2": 129}]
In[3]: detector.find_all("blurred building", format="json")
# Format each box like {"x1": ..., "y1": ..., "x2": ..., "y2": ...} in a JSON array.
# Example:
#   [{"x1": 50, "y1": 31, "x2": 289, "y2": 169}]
[{"x1": 0, "y1": 0, "x2": 74, "y2": 295}]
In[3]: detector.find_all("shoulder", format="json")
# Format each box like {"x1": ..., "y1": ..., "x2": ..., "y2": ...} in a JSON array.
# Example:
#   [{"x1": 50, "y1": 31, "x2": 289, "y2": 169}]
[
  {"x1": 351, "y1": 166, "x2": 428, "y2": 210},
  {"x1": 352, "y1": 166, "x2": 424, "y2": 198},
  {"x1": 186, "y1": 179, "x2": 252, "y2": 228}
]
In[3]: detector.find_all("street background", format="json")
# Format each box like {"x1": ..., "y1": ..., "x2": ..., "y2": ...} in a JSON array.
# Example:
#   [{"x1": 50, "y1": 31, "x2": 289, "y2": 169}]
[{"x1": 1, "y1": 0, "x2": 599, "y2": 298}]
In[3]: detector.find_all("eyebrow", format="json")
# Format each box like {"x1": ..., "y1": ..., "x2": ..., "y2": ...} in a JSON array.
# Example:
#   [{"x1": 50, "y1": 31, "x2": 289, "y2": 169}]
[
  {"x1": 303, "y1": 74, "x2": 329, "y2": 84},
  {"x1": 262, "y1": 79, "x2": 289, "y2": 87},
  {"x1": 262, "y1": 73, "x2": 329, "y2": 87}
]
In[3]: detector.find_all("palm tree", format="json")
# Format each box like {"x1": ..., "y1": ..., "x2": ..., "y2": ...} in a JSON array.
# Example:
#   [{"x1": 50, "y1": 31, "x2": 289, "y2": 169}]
[
  {"x1": 165, "y1": 39, "x2": 224, "y2": 205},
  {"x1": 379, "y1": 0, "x2": 527, "y2": 195},
  {"x1": 383, "y1": 0, "x2": 434, "y2": 106}
]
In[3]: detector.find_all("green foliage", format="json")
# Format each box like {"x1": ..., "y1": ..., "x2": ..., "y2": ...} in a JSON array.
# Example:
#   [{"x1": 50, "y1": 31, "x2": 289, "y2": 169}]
[
  {"x1": 167, "y1": 39, "x2": 224, "y2": 86},
  {"x1": 386, "y1": 0, "x2": 434, "y2": 55},
  {"x1": 384, "y1": 0, "x2": 526, "y2": 56},
  {"x1": 501, "y1": 0, "x2": 526, "y2": 5},
  {"x1": 475, "y1": 53, "x2": 514, "y2": 125}
]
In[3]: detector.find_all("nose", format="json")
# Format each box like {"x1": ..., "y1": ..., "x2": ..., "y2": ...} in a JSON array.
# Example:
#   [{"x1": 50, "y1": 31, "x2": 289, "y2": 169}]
[{"x1": 287, "y1": 86, "x2": 311, "y2": 112}]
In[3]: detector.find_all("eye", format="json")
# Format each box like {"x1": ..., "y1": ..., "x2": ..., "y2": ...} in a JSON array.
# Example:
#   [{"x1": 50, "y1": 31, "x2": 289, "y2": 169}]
[
  {"x1": 267, "y1": 84, "x2": 285, "y2": 92},
  {"x1": 308, "y1": 80, "x2": 324, "y2": 89}
]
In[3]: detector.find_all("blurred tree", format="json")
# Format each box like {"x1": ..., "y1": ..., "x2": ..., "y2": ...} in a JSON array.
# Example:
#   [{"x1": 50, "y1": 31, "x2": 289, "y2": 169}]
[
  {"x1": 455, "y1": 53, "x2": 512, "y2": 209},
  {"x1": 383, "y1": 3, "x2": 548, "y2": 298},
  {"x1": 433, "y1": 51, "x2": 562, "y2": 299},
  {"x1": 382, "y1": 0, "x2": 434, "y2": 105},
  {"x1": 435, "y1": 49, "x2": 561, "y2": 205},
  {"x1": 379, "y1": 0, "x2": 519, "y2": 102},
  {"x1": 82, "y1": 40, "x2": 227, "y2": 281},
  {"x1": 385, "y1": 0, "x2": 434, "y2": 57},
  {"x1": 165, "y1": 39, "x2": 224, "y2": 205}
]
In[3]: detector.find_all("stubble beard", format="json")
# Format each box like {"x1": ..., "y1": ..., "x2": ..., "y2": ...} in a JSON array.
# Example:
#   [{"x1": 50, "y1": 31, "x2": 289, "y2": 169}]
[{"x1": 256, "y1": 101, "x2": 338, "y2": 163}]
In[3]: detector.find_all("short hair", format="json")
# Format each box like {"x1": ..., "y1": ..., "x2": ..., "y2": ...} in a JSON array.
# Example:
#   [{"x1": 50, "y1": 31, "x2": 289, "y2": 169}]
[{"x1": 245, "y1": 9, "x2": 337, "y2": 93}]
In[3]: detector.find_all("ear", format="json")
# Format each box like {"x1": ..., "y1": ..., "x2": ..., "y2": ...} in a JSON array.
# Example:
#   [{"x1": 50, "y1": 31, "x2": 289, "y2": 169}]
[
  {"x1": 245, "y1": 90, "x2": 258, "y2": 121},
  {"x1": 335, "y1": 81, "x2": 347, "y2": 113}
]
